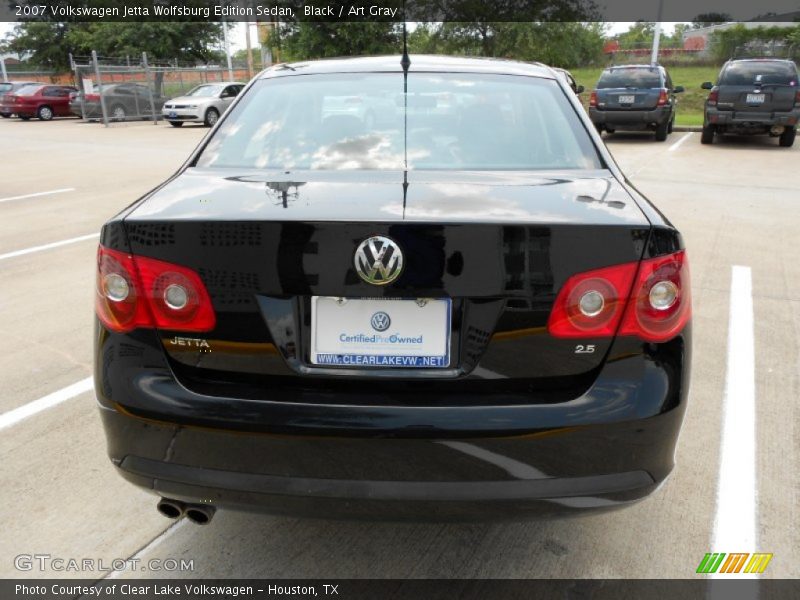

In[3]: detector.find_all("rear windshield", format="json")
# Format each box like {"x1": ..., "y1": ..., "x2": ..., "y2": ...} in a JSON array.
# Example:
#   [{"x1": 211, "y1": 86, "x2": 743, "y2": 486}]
[
  {"x1": 196, "y1": 72, "x2": 602, "y2": 171},
  {"x1": 15, "y1": 85, "x2": 43, "y2": 96},
  {"x1": 719, "y1": 61, "x2": 798, "y2": 86},
  {"x1": 597, "y1": 68, "x2": 661, "y2": 89}
]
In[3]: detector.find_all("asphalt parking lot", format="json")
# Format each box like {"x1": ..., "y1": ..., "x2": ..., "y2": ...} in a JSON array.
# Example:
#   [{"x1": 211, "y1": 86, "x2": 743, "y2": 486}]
[{"x1": 1, "y1": 117, "x2": 798, "y2": 581}]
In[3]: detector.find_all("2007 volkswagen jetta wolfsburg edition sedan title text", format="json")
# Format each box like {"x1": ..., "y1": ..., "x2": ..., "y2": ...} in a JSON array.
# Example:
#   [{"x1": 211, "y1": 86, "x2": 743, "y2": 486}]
[{"x1": 94, "y1": 56, "x2": 691, "y2": 522}]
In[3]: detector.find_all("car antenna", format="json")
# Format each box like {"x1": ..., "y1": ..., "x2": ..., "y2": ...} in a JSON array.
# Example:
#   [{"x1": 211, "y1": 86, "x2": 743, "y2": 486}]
[
  {"x1": 401, "y1": 10, "x2": 410, "y2": 217},
  {"x1": 401, "y1": 1, "x2": 410, "y2": 73}
]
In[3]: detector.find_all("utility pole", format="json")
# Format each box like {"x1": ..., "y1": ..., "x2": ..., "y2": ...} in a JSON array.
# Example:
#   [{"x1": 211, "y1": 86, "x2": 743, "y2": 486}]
[
  {"x1": 0, "y1": 55, "x2": 8, "y2": 83},
  {"x1": 245, "y1": 21, "x2": 254, "y2": 80},
  {"x1": 651, "y1": 0, "x2": 665, "y2": 66},
  {"x1": 222, "y1": 20, "x2": 234, "y2": 82}
]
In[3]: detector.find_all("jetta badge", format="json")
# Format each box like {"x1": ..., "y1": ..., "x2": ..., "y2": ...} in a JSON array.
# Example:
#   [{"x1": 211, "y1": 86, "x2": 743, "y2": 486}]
[{"x1": 354, "y1": 235, "x2": 404, "y2": 285}]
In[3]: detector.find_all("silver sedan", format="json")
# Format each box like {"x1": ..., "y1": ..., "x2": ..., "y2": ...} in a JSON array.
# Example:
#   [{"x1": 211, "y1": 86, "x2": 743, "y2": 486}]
[{"x1": 162, "y1": 82, "x2": 244, "y2": 127}]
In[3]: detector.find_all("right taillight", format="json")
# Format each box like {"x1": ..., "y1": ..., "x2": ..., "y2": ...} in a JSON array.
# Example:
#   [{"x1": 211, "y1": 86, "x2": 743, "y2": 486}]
[
  {"x1": 707, "y1": 88, "x2": 719, "y2": 106},
  {"x1": 589, "y1": 90, "x2": 598, "y2": 107},
  {"x1": 548, "y1": 250, "x2": 690, "y2": 343},
  {"x1": 794, "y1": 89, "x2": 800, "y2": 106},
  {"x1": 96, "y1": 245, "x2": 216, "y2": 334},
  {"x1": 619, "y1": 250, "x2": 691, "y2": 342}
]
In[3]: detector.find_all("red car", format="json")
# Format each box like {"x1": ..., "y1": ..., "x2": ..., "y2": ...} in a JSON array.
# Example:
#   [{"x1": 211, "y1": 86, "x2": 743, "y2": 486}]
[{"x1": 0, "y1": 84, "x2": 77, "y2": 121}]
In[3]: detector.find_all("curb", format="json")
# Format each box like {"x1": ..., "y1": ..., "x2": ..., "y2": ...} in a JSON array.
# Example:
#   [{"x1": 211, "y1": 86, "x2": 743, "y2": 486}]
[{"x1": 673, "y1": 126, "x2": 702, "y2": 132}]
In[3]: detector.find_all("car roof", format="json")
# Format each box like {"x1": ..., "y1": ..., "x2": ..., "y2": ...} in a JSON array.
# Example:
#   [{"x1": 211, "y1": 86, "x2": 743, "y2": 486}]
[
  {"x1": 728, "y1": 58, "x2": 795, "y2": 63},
  {"x1": 257, "y1": 55, "x2": 554, "y2": 80},
  {"x1": 603, "y1": 64, "x2": 663, "y2": 71}
]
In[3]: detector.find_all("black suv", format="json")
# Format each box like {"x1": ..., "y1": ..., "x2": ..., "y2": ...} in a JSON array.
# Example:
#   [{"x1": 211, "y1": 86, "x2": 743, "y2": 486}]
[
  {"x1": 589, "y1": 64, "x2": 683, "y2": 141},
  {"x1": 701, "y1": 58, "x2": 799, "y2": 147}
]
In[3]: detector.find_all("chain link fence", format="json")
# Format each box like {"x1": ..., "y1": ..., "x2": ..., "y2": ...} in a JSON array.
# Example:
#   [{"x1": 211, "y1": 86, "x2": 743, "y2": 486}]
[{"x1": 69, "y1": 52, "x2": 251, "y2": 126}]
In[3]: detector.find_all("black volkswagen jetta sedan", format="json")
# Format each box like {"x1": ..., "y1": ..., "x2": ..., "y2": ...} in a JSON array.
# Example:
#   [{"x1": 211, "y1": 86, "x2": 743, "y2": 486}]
[{"x1": 94, "y1": 56, "x2": 691, "y2": 523}]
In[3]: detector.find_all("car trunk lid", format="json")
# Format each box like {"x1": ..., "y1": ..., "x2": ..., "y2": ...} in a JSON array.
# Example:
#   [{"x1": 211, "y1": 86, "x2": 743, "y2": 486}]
[{"x1": 120, "y1": 168, "x2": 651, "y2": 400}]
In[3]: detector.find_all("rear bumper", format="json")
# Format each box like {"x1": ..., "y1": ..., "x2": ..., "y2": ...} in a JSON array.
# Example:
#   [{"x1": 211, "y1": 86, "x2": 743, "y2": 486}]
[
  {"x1": 589, "y1": 107, "x2": 671, "y2": 127},
  {"x1": 96, "y1": 326, "x2": 691, "y2": 520},
  {"x1": 706, "y1": 107, "x2": 800, "y2": 128}
]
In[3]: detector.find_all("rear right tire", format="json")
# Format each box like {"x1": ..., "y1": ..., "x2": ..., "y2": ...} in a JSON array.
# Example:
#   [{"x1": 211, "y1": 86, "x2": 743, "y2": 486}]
[
  {"x1": 779, "y1": 126, "x2": 796, "y2": 148},
  {"x1": 701, "y1": 125, "x2": 715, "y2": 145},
  {"x1": 654, "y1": 121, "x2": 669, "y2": 142}
]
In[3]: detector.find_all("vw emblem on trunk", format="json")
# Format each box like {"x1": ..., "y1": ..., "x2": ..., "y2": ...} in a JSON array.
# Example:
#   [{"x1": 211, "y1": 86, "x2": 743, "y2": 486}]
[
  {"x1": 370, "y1": 311, "x2": 391, "y2": 332},
  {"x1": 354, "y1": 235, "x2": 404, "y2": 285}
]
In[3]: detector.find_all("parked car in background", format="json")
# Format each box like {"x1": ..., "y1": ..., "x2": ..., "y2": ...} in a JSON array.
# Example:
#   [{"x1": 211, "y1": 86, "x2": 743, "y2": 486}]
[
  {"x1": 589, "y1": 64, "x2": 683, "y2": 141},
  {"x1": 162, "y1": 82, "x2": 244, "y2": 127},
  {"x1": 701, "y1": 58, "x2": 799, "y2": 147},
  {"x1": 552, "y1": 67, "x2": 584, "y2": 94},
  {"x1": 70, "y1": 83, "x2": 166, "y2": 121},
  {"x1": 0, "y1": 84, "x2": 77, "y2": 121},
  {"x1": 0, "y1": 81, "x2": 38, "y2": 118}
]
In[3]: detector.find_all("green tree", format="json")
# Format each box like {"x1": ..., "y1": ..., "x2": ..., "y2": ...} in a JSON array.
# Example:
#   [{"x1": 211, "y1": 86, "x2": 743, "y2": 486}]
[
  {"x1": 692, "y1": 13, "x2": 732, "y2": 28},
  {"x1": 273, "y1": 22, "x2": 402, "y2": 62},
  {"x1": 3, "y1": 21, "x2": 224, "y2": 70},
  {"x1": 616, "y1": 22, "x2": 656, "y2": 50}
]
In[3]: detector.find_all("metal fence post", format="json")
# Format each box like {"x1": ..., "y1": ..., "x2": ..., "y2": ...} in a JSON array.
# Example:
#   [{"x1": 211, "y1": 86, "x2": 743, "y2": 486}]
[
  {"x1": 70, "y1": 53, "x2": 88, "y2": 121},
  {"x1": 92, "y1": 50, "x2": 109, "y2": 127},
  {"x1": 142, "y1": 52, "x2": 157, "y2": 125}
]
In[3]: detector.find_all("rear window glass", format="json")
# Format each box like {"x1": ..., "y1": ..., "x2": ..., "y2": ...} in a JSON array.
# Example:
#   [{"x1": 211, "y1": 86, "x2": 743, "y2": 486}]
[
  {"x1": 597, "y1": 68, "x2": 661, "y2": 89},
  {"x1": 196, "y1": 73, "x2": 601, "y2": 171},
  {"x1": 15, "y1": 85, "x2": 43, "y2": 96},
  {"x1": 719, "y1": 62, "x2": 798, "y2": 86}
]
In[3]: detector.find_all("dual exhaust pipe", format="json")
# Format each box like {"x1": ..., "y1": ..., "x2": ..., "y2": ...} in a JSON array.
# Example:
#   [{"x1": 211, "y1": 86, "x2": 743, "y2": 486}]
[{"x1": 157, "y1": 498, "x2": 215, "y2": 525}]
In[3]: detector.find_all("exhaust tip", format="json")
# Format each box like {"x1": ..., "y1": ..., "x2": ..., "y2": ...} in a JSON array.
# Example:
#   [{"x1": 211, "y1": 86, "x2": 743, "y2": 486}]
[
  {"x1": 185, "y1": 505, "x2": 215, "y2": 525},
  {"x1": 156, "y1": 498, "x2": 185, "y2": 520}
]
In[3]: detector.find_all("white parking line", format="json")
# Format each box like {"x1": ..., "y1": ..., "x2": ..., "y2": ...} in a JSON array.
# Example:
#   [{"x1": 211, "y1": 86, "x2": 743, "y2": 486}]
[
  {"x1": 0, "y1": 232, "x2": 99, "y2": 261},
  {"x1": 668, "y1": 132, "x2": 693, "y2": 152},
  {"x1": 0, "y1": 187, "x2": 76, "y2": 204},
  {"x1": 0, "y1": 376, "x2": 93, "y2": 431},
  {"x1": 712, "y1": 266, "x2": 757, "y2": 578},
  {"x1": 101, "y1": 519, "x2": 189, "y2": 582}
]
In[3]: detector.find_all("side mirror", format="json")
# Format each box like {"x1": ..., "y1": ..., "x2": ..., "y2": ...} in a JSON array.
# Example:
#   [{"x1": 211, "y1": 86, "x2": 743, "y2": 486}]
[
  {"x1": 575, "y1": 85, "x2": 585, "y2": 94},
  {"x1": 673, "y1": 85, "x2": 684, "y2": 93},
  {"x1": 701, "y1": 82, "x2": 713, "y2": 90}
]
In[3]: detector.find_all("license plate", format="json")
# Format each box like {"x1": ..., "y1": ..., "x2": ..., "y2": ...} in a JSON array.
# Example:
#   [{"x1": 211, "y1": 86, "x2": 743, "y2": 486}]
[
  {"x1": 310, "y1": 296, "x2": 451, "y2": 368},
  {"x1": 619, "y1": 95, "x2": 635, "y2": 104},
  {"x1": 746, "y1": 93, "x2": 765, "y2": 104},
  {"x1": 169, "y1": 111, "x2": 177, "y2": 118}
]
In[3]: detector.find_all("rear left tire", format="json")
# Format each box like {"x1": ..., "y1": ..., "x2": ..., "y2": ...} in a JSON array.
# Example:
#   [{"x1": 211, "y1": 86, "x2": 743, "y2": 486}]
[
  {"x1": 779, "y1": 126, "x2": 796, "y2": 148},
  {"x1": 37, "y1": 106, "x2": 54, "y2": 121},
  {"x1": 701, "y1": 125, "x2": 715, "y2": 145},
  {"x1": 111, "y1": 104, "x2": 127, "y2": 121}
]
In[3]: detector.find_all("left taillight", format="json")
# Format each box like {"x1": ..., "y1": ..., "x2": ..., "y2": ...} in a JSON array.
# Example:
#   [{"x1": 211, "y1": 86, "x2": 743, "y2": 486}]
[
  {"x1": 96, "y1": 245, "x2": 216, "y2": 333},
  {"x1": 548, "y1": 250, "x2": 690, "y2": 343}
]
